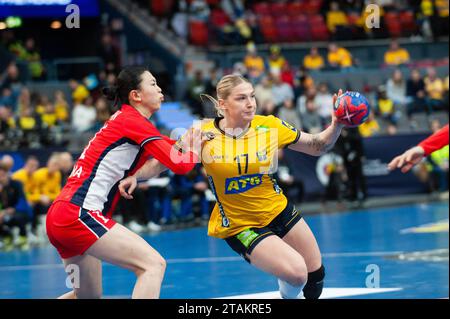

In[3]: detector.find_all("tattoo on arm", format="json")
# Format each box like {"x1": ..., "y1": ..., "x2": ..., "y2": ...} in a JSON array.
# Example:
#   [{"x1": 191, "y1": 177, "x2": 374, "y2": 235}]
[{"x1": 309, "y1": 134, "x2": 332, "y2": 153}]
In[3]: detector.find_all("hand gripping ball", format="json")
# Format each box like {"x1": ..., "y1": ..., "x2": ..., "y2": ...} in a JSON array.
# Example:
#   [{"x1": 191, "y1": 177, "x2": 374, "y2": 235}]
[{"x1": 333, "y1": 91, "x2": 370, "y2": 127}]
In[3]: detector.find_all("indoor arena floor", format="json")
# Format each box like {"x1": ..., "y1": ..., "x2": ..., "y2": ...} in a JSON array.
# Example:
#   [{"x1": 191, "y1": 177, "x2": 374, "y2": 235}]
[{"x1": 0, "y1": 201, "x2": 448, "y2": 299}]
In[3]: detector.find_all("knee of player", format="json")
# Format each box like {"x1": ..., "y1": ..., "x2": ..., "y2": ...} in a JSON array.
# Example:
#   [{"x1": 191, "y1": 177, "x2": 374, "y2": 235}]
[
  {"x1": 134, "y1": 254, "x2": 166, "y2": 276},
  {"x1": 285, "y1": 265, "x2": 308, "y2": 287},
  {"x1": 302, "y1": 265, "x2": 325, "y2": 299}
]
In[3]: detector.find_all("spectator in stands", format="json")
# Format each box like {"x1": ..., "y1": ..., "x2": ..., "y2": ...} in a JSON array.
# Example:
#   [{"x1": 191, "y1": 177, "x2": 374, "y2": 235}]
[
  {"x1": 243, "y1": 10, "x2": 264, "y2": 44},
  {"x1": 0, "y1": 63, "x2": 22, "y2": 111},
  {"x1": 358, "y1": 112, "x2": 381, "y2": 137},
  {"x1": 297, "y1": 86, "x2": 317, "y2": 116},
  {"x1": 209, "y1": 3, "x2": 238, "y2": 45},
  {"x1": 258, "y1": 99, "x2": 277, "y2": 116},
  {"x1": 406, "y1": 69, "x2": 428, "y2": 120},
  {"x1": 164, "y1": 164, "x2": 210, "y2": 223},
  {"x1": 254, "y1": 75, "x2": 273, "y2": 107},
  {"x1": 295, "y1": 66, "x2": 315, "y2": 98},
  {"x1": 1, "y1": 154, "x2": 14, "y2": 173},
  {"x1": 24, "y1": 37, "x2": 45, "y2": 80},
  {"x1": 384, "y1": 40, "x2": 411, "y2": 67},
  {"x1": 326, "y1": 1, "x2": 351, "y2": 41},
  {"x1": 116, "y1": 186, "x2": 150, "y2": 234},
  {"x1": 69, "y1": 79, "x2": 90, "y2": 105},
  {"x1": 376, "y1": 85, "x2": 398, "y2": 126},
  {"x1": 171, "y1": 0, "x2": 189, "y2": 41},
  {"x1": 267, "y1": 45, "x2": 286, "y2": 75},
  {"x1": 186, "y1": 70, "x2": 207, "y2": 117},
  {"x1": 435, "y1": 0, "x2": 449, "y2": 37},
  {"x1": 271, "y1": 72, "x2": 294, "y2": 108},
  {"x1": 58, "y1": 152, "x2": 74, "y2": 186},
  {"x1": 280, "y1": 62, "x2": 295, "y2": 88},
  {"x1": 143, "y1": 171, "x2": 172, "y2": 230},
  {"x1": 314, "y1": 83, "x2": 334, "y2": 125},
  {"x1": 71, "y1": 96, "x2": 97, "y2": 133},
  {"x1": 386, "y1": 69, "x2": 407, "y2": 108},
  {"x1": 54, "y1": 90, "x2": 70, "y2": 124},
  {"x1": 336, "y1": 127, "x2": 367, "y2": 202},
  {"x1": 16, "y1": 106, "x2": 42, "y2": 148},
  {"x1": 303, "y1": 47, "x2": 325, "y2": 72},
  {"x1": 98, "y1": 33, "x2": 121, "y2": 74},
  {"x1": 12, "y1": 155, "x2": 39, "y2": 206},
  {"x1": 0, "y1": 106, "x2": 14, "y2": 147},
  {"x1": 41, "y1": 101, "x2": 58, "y2": 129},
  {"x1": 322, "y1": 152, "x2": 346, "y2": 208},
  {"x1": 234, "y1": 17, "x2": 252, "y2": 44},
  {"x1": 424, "y1": 67, "x2": 445, "y2": 111},
  {"x1": 243, "y1": 42, "x2": 265, "y2": 83},
  {"x1": 0, "y1": 163, "x2": 30, "y2": 251},
  {"x1": 277, "y1": 98, "x2": 302, "y2": 131},
  {"x1": 275, "y1": 149, "x2": 305, "y2": 205},
  {"x1": 16, "y1": 88, "x2": 31, "y2": 117},
  {"x1": 94, "y1": 97, "x2": 112, "y2": 130},
  {"x1": 29, "y1": 153, "x2": 61, "y2": 241},
  {"x1": 327, "y1": 43, "x2": 354, "y2": 72},
  {"x1": 301, "y1": 99, "x2": 322, "y2": 134},
  {"x1": 419, "y1": 0, "x2": 439, "y2": 39}
]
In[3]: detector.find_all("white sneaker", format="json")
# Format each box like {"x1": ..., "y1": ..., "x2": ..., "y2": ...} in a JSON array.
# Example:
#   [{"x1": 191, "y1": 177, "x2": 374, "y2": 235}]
[
  {"x1": 127, "y1": 221, "x2": 145, "y2": 233},
  {"x1": 27, "y1": 231, "x2": 40, "y2": 246},
  {"x1": 147, "y1": 221, "x2": 162, "y2": 232}
]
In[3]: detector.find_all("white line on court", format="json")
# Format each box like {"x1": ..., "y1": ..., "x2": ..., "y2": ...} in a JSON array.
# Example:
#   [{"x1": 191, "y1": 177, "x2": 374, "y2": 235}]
[
  {"x1": 216, "y1": 288, "x2": 404, "y2": 299},
  {"x1": 0, "y1": 250, "x2": 412, "y2": 271}
]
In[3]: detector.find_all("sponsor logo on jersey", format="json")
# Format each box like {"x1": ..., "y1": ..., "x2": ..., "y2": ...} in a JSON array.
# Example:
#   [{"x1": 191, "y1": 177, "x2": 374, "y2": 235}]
[
  {"x1": 225, "y1": 174, "x2": 263, "y2": 194},
  {"x1": 236, "y1": 229, "x2": 259, "y2": 248}
]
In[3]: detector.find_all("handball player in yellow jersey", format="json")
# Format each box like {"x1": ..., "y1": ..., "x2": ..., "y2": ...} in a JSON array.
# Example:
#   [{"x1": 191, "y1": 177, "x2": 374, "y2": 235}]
[{"x1": 119, "y1": 74, "x2": 344, "y2": 299}]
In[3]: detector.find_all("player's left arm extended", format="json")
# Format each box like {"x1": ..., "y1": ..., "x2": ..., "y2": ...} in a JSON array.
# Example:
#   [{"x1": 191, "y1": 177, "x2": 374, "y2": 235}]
[{"x1": 288, "y1": 120, "x2": 344, "y2": 156}]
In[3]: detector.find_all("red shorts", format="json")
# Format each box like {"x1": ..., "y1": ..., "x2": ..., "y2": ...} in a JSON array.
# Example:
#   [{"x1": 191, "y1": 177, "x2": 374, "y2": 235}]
[{"x1": 46, "y1": 200, "x2": 116, "y2": 259}]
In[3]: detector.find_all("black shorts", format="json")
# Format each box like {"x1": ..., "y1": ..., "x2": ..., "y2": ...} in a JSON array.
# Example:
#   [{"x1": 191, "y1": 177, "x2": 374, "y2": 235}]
[{"x1": 225, "y1": 202, "x2": 302, "y2": 263}]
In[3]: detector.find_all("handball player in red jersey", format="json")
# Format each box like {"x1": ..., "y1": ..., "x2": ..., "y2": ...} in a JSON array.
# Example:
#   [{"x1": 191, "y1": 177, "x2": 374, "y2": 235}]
[
  {"x1": 46, "y1": 66, "x2": 202, "y2": 299},
  {"x1": 388, "y1": 124, "x2": 449, "y2": 173}
]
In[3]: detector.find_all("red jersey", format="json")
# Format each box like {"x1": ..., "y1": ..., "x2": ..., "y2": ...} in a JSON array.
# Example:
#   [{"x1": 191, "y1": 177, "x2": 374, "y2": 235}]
[
  {"x1": 418, "y1": 124, "x2": 449, "y2": 156},
  {"x1": 57, "y1": 104, "x2": 197, "y2": 218}
]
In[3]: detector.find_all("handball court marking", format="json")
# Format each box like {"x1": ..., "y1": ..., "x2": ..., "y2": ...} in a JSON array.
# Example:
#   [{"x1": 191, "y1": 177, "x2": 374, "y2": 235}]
[
  {"x1": 101, "y1": 288, "x2": 404, "y2": 299},
  {"x1": 215, "y1": 288, "x2": 403, "y2": 299},
  {"x1": 0, "y1": 250, "x2": 407, "y2": 272}
]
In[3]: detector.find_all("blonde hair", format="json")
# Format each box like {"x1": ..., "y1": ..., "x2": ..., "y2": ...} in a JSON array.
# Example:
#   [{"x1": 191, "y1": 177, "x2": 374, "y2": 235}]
[{"x1": 201, "y1": 74, "x2": 250, "y2": 117}]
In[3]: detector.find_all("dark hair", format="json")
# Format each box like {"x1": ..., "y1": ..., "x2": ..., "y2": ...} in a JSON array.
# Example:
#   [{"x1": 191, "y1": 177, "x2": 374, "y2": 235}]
[{"x1": 102, "y1": 66, "x2": 148, "y2": 106}]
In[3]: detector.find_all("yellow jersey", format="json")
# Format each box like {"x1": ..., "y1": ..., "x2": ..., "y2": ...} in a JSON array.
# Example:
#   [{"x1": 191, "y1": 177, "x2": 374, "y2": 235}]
[
  {"x1": 29, "y1": 168, "x2": 62, "y2": 203},
  {"x1": 11, "y1": 169, "x2": 35, "y2": 204},
  {"x1": 328, "y1": 48, "x2": 353, "y2": 68},
  {"x1": 384, "y1": 49, "x2": 410, "y2": 66},
  {"x1": 303, "y1": 54, "x2": 325, "y2": 70},
  {"x1": 200, "y1": 115, "x2": 300, "y2": 239}
]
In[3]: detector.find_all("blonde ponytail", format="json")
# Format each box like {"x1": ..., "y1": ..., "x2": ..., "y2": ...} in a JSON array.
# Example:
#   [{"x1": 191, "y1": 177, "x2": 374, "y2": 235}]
[{"x1": 200, "y1": 94, "x2": 223, "y2": 117}]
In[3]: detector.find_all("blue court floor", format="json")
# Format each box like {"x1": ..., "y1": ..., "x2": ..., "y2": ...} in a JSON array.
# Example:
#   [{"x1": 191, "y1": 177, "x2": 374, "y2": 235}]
[{"x1": 0, "y1": 201, "x2": 448, "y2": 299}]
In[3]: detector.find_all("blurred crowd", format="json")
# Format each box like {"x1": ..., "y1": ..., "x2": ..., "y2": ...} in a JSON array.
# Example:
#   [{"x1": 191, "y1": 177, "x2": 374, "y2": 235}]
[
  {"x1": 0, "y1": 25, "x2": 124, "y2": 150},
  {"x1": 140, "y1": 0, "x2": 449, "y2": 46}
]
